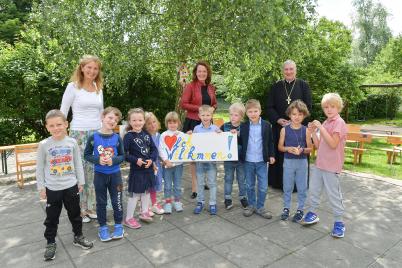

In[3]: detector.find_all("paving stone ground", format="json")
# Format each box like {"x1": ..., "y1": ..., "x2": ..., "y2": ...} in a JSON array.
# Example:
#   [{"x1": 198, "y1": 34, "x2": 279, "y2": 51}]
[{"x1": 1, "y1": 164, "x2": 402, "y2": 268}]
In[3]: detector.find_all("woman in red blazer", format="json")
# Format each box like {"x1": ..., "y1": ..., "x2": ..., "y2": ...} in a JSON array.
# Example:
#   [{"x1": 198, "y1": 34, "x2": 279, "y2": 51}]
[{"x1": 180, "y1": 61, "x2": 217, "y2": 198}]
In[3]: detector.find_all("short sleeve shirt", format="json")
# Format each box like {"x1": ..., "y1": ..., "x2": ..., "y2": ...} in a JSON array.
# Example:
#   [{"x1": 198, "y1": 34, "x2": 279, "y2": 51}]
[{"x1": 315, "y1": 115, "x2": 347, "y2": 173}]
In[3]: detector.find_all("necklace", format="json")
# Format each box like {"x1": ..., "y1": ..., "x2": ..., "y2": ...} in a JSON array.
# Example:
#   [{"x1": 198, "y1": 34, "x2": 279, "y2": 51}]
[
  {"x1": 283, "y1": 79, "x2": 297, "y2": 105},
  {"x1": 290, "y1": 125, "x2": 304, "y2": 148}
]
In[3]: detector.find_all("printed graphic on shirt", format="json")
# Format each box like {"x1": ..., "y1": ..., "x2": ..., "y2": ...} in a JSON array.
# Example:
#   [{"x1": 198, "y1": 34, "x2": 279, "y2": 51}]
[
  {"x1": 134, "y1": 135, "x2": 150, "y2": 156},
  {"x1": 49, "y1": 147, "x2": 74, "y2": 176},
  {"x1": 97, "y1": 145, "x2": 114, "y2": 160}
]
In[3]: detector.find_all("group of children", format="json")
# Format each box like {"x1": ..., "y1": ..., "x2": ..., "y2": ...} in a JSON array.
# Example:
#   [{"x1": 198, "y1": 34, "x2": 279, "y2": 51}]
[{"x1": 36, "y1": 92, "x2": 347, "y2": 261}]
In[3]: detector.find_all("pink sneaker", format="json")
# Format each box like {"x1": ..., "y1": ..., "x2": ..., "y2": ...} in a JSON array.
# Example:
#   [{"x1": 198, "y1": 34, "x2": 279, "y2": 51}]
[
  {"x1": 148, "y1": 209, "x2": 155, "y2": 217},
  {"x1": 151, "y1": 203, "x2": 165, "y2": 215},
  {"x1": 139, "y1": 212, "x2": 153, "y2": 223},
  {"x1": 123, "y1": 218, "x2": 141, "y2": 229}
]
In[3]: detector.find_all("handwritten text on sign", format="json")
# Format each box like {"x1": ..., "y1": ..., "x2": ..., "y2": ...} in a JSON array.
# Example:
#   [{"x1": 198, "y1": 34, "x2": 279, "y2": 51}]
[{"x1": 164, "y1": 132, "x2": 238, "y2": 162}]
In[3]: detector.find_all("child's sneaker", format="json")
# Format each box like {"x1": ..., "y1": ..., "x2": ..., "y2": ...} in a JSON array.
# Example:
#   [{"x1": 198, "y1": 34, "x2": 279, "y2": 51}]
[
  {"x1": 209, "y1": 204, "x2": 217, "y2": 215},
  {"x1": 123, "y1": 218, "x2": 141, "y2": 229},
  {"x1": 292, "y1": 210, "x2": 304, "y2": 223},
  {"x1": 243, "y1": 206, "x2": 255, "y2": 217},
  {"x1": 281, "y1": 208, "x2": 290, "y2": 221},
  {"x1": 44, "y1": 243, "x2": 56, "y2": 261},
  {"x1": 224, "y1": 199, "x2": 233, "y2": 210},
  {"x1": 82, "y1": 215, "x2": 91, "y2": 223},
  {"x1": 240, "y1": 198, "x2": 248, "y2": 209},
  {"x1": 139, "y1": 212, "x2": 153, "y2": 222},
  {"x1": 256, "y1": 207, "x2": 272, "y2": 219},
  {"x1": 151, "y1": 203, "x2": 165, "y2": 215},
  {"x1": 194, "y1": 202, "x2": 204, "y2": 214},
  {"x1": 173, "y1": 201, "x2": 184, "y2": 212},
  {"x1": 112, "y1": 224, "x2": 124, "y2": 240},
  {"x1": 148, "y1": 209, "x2": 155, "y2": 217},
  {"x1": 331, "y1": 221, "x2": 345, "y2": 238},
  {"x1": 73, "y1": 235, "x2": 93, "y2": 249},
  {"x1": 98, "y1": 226, "x2": 112, "y2": 242},
  {"x1": 164, "y1": 202, "x2": 172, "y2": 214},
  {"x1": 301, "y1": 211, "x2": 319, "y2": 225}
]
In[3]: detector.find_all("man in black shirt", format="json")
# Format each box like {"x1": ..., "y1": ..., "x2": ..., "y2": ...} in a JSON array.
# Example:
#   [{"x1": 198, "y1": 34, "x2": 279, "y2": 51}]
[{"x1": 266, "y1": 60, "x2": 312, "y2": 189}]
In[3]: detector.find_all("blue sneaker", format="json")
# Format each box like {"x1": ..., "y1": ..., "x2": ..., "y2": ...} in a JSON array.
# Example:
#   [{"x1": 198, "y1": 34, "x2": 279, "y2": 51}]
[
  {"x1": 112, "y1": 224, "x2": 124, "y2": 240},
  {"x1": 194, "y1": 202, "x2": 204, "y2": 214},
  {"x1": 98, "y1": 226, "x2": 112, "y2": 242},
  {"x1": 331, "y1": 222, "x2": 345, "y2": 238},
  {"x1": 301, "y1": 211, "x2": 319, "y2": 225},
  {"x1": 281, "y1": 208, "x2": 290, "y2": 221},
  {"x1": 292, "y1": 210, "x2": 304, "y2": 223},
  {"x1": 164, "y1": 202, "x2": 172, "y2": 214},
  {"x1": 209, "y1": 204, "x2": 217, "y2": 215}
]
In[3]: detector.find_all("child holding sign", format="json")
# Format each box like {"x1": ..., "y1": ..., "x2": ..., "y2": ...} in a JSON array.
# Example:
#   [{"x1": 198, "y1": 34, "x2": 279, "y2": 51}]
[
  {"x1": 159, "y1": 111, "x2": 186, "y2": 214},
  {"x1": 240, "y1": 99, "x2": 275, "y2": 219},
  {"x1": 278, "y1": 100, "x2": 312, "y2": 222},
  {"x1": 191, "y1": 105, "x2": 221, "y2": 215},
  {"x1": 220, "y1": 103, "x2": 248, "y2": 210}
]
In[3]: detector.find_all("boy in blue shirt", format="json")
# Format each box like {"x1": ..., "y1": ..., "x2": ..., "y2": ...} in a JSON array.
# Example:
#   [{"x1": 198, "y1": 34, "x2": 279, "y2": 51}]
[
  {"x1": 84, "y1": 107, "x2": 125, "y2": 242},
  {"x1": 239, "y1": 99, "x2": 275, "y2": 218},
  {"x1": 191, "y1": 105, "x2": 221, "y2": 215},
  {"x1": 220, "y1": 102, "x2": 248, "y2": 210}
]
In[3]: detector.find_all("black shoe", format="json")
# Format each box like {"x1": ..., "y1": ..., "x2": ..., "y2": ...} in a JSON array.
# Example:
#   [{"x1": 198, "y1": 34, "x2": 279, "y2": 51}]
[
  {"x1": 240, "y1": 198, "x2": 248, "y2": 209},
  {"x1": 292, "y1": 210, "x2": 304, "y2": 223},
  {"x1": 204, "y1": 185, "x2": 209, "y2": 190},
  {"x1": 190, "y1": 192, "x2": 197, "y2": 199},
  {"x1": 44, "y1": 243, "x2": 56, "y2": 261},
  {"x1": 224, "y1": 199, "x2": 233, "y2": 210},
  {"x1": 281, "y1": 208, "x2": 290, "y2": 221},
  {"x1": 73, "y1": 235, "x2": 94, "y2": 250}
]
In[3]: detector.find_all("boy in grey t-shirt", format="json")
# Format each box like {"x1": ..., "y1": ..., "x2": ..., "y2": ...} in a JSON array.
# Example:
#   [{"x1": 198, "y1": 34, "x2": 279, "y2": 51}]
[{"x1": 36, "y1": 110, "x2": 93, "y2": 261}]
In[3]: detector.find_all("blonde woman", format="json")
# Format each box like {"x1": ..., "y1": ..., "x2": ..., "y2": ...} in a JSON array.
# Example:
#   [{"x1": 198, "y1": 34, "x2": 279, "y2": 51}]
[{"x1": 60, "y1": 55, "x2": 104, "y2": 223}]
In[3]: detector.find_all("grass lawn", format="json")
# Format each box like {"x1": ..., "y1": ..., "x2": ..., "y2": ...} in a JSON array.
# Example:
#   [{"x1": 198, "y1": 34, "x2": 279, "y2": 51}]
[{"x1": 349, "y1": 112, "x2": 402, "y2": 127}]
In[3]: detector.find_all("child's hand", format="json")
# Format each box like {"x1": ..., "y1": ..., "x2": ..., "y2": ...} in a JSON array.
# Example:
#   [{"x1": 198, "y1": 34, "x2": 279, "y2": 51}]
[
  {"x1": 144, "y1": 159, "x2": 153, "y2": 168},
  {"x1": 277, "y1": 118, "x2": 289, "y2": 127},
  {"x1": 269, "y1": 157, "x2": 275, "y2": 165},
  {"x1": 164, "y1": 160, "x2": 174, "y2": 168},
  {"x1": 99, "y1": 157, "x2": 108, "y2": 166},
  {"x1": 39, "y1": 189, "x2": 46, "y2": 200},
  {"x1": 307, "y1": 122, "x2": 316, "y2": 132},
  {"x1": 78, "y1": 185, "x2": 84, "y2": 193},
  {"x1": 230, "y1": 129, "x2": 238, "y2": 134},
  {"x1": 106, "y1": 158, "x2": 113, "y2": 166},
  {"x1": 136, "y1": 158, "x2": 146, "y2": 167},
  {"x1": 186, "y1": 130, "x2": 192, "y2": 134},
  {"x1": 312, "y1": 120, "x2": 322, "y2": 129}
]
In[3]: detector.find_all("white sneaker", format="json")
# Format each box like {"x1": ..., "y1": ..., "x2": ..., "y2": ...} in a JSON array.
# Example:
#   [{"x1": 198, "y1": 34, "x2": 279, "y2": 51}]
[
  {"x1": 173, "y1": 201, "x2": 183, "y2": 212},
  {"x1": 87, "y1": 213, "x2": 97, "y2": 219},
  {"x1": 151, "y1": 204, "x2": 165, "y2": 215},
  {"x1": 82, "y1": 215, "x2": 91, "y2": 223}
]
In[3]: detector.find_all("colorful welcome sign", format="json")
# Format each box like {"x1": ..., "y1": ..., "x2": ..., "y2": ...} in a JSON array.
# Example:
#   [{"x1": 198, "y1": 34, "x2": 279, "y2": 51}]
[{"x1": 164, "y1": 132, "x2": 238, "y2": 162}]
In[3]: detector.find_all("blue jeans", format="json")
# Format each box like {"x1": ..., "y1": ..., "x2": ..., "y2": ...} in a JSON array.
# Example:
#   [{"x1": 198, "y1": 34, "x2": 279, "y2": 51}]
[
  {"x1": 224, "y1": 161, "x2": 246, "y2": 200},
  {"x1": 163, "y1": 164, "x2": 183, "y2": 200},
  {"x1": 283, "y1": 158, "x2": 308, "y2": 210},
  {"x1": 244, "y1": 161, "x2": 268, "y2": 210},
  {"x1": 196, "y1": 162, "x2": 217, "y2": 205},
  {"x1": 93, "y1": 171, "x2": 123, "y2": 226}
]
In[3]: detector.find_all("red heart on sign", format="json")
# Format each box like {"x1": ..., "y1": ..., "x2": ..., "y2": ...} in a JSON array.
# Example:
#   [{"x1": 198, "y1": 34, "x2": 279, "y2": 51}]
[{"x1": 164, "y1": 135, "x2": 177, "y2": 150}]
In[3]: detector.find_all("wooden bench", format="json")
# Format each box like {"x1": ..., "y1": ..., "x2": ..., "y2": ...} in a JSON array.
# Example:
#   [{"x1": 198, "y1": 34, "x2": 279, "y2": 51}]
[
  {"x1": 345, "y1": 132, "x2": 372, "y2": 165},
  {"x1": 15, "y1": 143, "x2": 38, "y2": 188},
  {"x1": 382, "y1": 136, "x2": 402, "y2": 164}
]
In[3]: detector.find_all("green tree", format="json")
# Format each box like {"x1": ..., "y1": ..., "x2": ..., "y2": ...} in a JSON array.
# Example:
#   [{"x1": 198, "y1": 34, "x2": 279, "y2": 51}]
[
  {"x1": 352, "y1": 0, "x2": 392, "y2": 66},
  {"x1": 0, "y1": 0, "x2": 32, "y2": 44}
]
